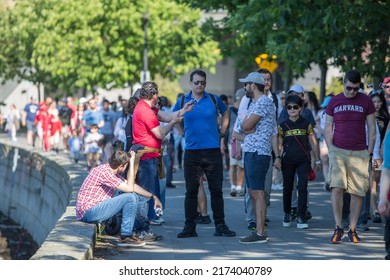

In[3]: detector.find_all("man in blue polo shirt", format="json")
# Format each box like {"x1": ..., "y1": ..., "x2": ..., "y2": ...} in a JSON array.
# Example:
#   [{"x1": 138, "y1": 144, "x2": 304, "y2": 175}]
[{"x1": 173, "y1": 69, "x2": 236, "y2": 238}]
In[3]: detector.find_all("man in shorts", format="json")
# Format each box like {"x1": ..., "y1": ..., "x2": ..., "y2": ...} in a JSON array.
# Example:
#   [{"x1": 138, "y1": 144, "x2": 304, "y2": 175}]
[{"x1": 325, "y1": 70, "x2": 376, "y2": 243}]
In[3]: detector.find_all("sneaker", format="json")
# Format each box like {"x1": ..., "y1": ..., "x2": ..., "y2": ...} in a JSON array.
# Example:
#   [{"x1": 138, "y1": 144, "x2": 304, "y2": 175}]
[
  {"x1": 347, "y1": 228, "x2": 361, "y2": 243},
  {"x1": 239, "y1": 188, "x2": 245, "y2": 196},
  {"x1": 177, "y1": 227, "x2": 198, "y2": 238},
  {"x1": 331, "y1": 226, "x2": 344, "y2": 244},
  {"x1": 214, "y1": 224, "x2": 236, "y2": 237},
  {"x1": 372, "y1": 212, "x2": 382, "y2": 223},
  {"x1": 247, "y1": 222, "x2": 256, "y2": 231},
  {"x1": 271, "y1": 184, "x2": 283, "y2": 191},
  {"x1": 229, "y1": 187, "x2": 237, "y2": 197},
  {"x1": 138, "y1": 230, "x2": 162, "y2": 242},
  {"x1": 323, "y1": 182, "x2": 331, "y2": 192},
  {"x1": 305, "y1": 210, "x2": 312, "y2": 221},
  {"x1": 297, "y1": 217, "x2": 308, "y2": 229},
  {"x1": 356, "y1": 223, "x2": 369, "y2": 232},
  {"x1": 118, "y1": 235, "x2": 146, "y2": 247},
  {"x1": 290, "y1": 208, "x2": 297, "y2": 221},
  {"x1": 282, "y1": 213, "x2": 291, "y2": 227},
  {"x1": 150, "y1": 217, "x2": 165, "y2": 225},
  {"x1": 166, "y1": 183, "x2": 176, "y2": 188},
  {"x1": 239, "y1": 231, "x2": 268, "y2": 244},
  {"x1": 195, "y1": 214, "x2": 211, "y2": 224}
]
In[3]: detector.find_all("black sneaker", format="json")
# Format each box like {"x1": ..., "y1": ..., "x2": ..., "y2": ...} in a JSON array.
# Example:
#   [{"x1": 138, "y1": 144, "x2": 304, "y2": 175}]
[
  {"x1": 177, "y1": 227, "x2": 198, "y2": 238},
  {"x1": 247, "y1": 222, "x2": 256, "y2": 231},
  {"x1": 305, "y1": 210, "x2": 312, "y2": 221},
  {"x1": 239, "y1": 231, "x2": 268, "y2": 244},
  {"x1": 166, "y1": 183, "x2": 176, "y2": 188},
  {"x1": 195, "y1": 215, "x2": 211, "y2": 224},
  {"x1": 214, "y1": 224, "x2": 236, "y2": 237},
  {"x1": 372, "y1": 212, "x2": 382, "y2": 223},
  {"x1": 282, "y1": 213, "x2": 291, "y2": 227},
  {"x1": 297, "y1": 217, "x2": 308, "y2": 229}
]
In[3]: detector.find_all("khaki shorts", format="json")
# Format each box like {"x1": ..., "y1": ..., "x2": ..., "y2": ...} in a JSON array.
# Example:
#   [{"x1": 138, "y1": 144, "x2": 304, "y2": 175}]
[{"x1": 328, "y1": 145, "x2": 369, "y2": 197}]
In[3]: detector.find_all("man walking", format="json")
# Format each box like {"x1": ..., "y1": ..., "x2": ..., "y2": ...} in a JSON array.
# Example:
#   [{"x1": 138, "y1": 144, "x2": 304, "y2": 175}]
[
  {"x1": 325, "y1": 70, "x2": 376, "y2": 243},
  {"x1": 173, "y1": 69, "x2": 236, "y2": 238}
]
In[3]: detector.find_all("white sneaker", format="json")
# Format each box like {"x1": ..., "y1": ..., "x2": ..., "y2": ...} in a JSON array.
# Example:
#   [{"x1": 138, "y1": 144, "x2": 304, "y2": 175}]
[
  {"x1": 272, "y1": 184, "x2": 283, "y2": 191},
  {"x1": 229, "y1": 186, "x2": 237, "y2": 197}
]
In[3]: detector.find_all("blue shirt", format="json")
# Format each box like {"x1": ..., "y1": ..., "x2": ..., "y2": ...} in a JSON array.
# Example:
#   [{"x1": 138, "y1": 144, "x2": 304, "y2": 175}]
[
  {"x1": 173, "y1": 91, "x2": 227, "y2": 150},
  {"x1": 82, "y1": 109, "x2": 104, "y2": 130},
  {"x1": 24, "y1": 103, "x2": 40, "y2": 122}
]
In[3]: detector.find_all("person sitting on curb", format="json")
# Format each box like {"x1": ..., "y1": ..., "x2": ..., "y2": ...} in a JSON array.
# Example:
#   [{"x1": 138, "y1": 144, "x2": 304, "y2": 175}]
[{"x1": 76, "y1": 150, "x2": 162, "y2": 247}]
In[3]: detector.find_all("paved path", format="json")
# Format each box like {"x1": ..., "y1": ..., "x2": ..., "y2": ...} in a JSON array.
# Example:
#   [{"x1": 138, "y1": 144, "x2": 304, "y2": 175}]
[
  {"x1": 96, "y1": 168, "x2": 387, "y2": 260},
  {"x1": 1, "y1": 132, "x2": 386, "y2": 260}
]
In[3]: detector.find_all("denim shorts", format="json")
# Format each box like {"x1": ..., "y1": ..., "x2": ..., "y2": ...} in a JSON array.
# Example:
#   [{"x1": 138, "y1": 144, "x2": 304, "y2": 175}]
[{"x1": 244, "y1": 152, "x2": 271, "y2": 191}]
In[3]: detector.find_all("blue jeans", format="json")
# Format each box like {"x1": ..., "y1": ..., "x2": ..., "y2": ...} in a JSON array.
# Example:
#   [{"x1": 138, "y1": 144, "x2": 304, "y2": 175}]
[
  {"x1": 81, "y1": 193, "x2": 139, "y2": 237},
  {"x1": 135, "y1": 158, "x2": 160, "y2": 229}
]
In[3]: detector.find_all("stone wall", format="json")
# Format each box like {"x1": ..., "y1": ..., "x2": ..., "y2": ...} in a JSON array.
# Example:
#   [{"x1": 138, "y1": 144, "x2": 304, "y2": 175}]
[{"x1": 0, "y1": 140, "x2": 95, "y2": 260}]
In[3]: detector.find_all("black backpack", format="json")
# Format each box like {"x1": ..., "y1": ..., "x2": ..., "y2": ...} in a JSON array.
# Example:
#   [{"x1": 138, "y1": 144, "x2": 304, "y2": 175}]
[{"x1": 58, "y1": 106, "x2": 72, "y2": 126}]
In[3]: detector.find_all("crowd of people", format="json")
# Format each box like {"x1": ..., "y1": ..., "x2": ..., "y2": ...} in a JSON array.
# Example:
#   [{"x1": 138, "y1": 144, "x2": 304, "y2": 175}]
[
  {"x1": 73, "y1": 69, "x2": 389, "y2": 258},
  {"x1": 2, "y1": 69, "x2": 388, "y2": 258}
]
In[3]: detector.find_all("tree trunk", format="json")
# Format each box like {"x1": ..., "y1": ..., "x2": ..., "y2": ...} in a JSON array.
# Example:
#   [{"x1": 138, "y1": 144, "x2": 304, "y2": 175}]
[{"x1": 319, "y1": 62, "x2": 328, "y2": 102}]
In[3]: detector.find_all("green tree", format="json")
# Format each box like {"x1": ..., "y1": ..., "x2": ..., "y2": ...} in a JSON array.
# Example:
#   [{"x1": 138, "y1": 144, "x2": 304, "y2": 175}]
[
  {"x1": 0, "y1": 0, "x2": 221, "y2": 96},
  {"x1": 183, "y1": 0, "x2": 389, "y2": 101}
]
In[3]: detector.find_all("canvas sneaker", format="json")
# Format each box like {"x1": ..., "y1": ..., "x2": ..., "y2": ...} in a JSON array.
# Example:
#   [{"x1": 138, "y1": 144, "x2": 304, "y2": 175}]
[
  {"x1": 118, "y1": 235, "x2": 146, "y2": 247},
  {"x1": 297, "y1": 217, "x2": 308, "y2": 229},
  {"x1": 331, "y1": 225, "x2": 344, "y2": 244},
  {"x1": 229, "y1": 186, "x2": 237, "y2": 197},
  {"x1": 282, "y1": 213, "x2": 291, "y2": 227},
  {"x1": 347, "y1": 228, "x2": 361, "y2": 243},
  {"x1": 137, "y1": 230, "x2": 162, "y2": 242},
  {"x1": 239, "y1": 231, "x2": 268, "y2": 244}
]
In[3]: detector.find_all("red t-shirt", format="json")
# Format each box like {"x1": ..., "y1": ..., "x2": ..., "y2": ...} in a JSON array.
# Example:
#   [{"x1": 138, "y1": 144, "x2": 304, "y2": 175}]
[
  {"x1": 326, "y1": 92, "x2": 375, "y2": 150},
  {"x1": 132, "y1": 99, "x2": 161, "y2": 159}
]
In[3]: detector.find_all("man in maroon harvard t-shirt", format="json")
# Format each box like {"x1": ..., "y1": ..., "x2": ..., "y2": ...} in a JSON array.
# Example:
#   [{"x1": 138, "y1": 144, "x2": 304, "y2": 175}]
[{"x1": 325, "y1": 70, "x2": 376, "y2": 244}]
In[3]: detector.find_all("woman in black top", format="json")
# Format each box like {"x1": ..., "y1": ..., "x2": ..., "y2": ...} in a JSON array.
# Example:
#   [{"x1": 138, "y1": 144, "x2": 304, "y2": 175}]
[{"x1": 277, "y1": 95, "x2": 321, "y2": 229}]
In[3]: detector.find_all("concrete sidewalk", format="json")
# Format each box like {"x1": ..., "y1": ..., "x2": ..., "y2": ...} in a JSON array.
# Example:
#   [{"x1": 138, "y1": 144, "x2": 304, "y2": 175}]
[{"x1": 95, "y1": 168, "x2": 387, "y2": 260}]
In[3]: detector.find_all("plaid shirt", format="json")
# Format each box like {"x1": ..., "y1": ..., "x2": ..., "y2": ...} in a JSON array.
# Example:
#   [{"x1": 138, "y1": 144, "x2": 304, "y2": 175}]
[{"x1": 76, "y1": 163, "x2": 124, "y2": 220}]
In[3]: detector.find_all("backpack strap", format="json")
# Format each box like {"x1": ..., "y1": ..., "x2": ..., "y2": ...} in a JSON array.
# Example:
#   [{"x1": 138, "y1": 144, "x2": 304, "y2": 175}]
[{"x1": 209, "y1": 93, "x2": 220, "y2": 116}]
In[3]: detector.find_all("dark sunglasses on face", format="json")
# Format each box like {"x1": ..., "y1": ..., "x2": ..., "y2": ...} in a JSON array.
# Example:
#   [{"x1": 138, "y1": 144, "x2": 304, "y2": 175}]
[
  {"x1": 345, "y1": 86, "x2": 360, "y2": 92},
  {"x1": 286, "y1": 104, "x2": 300, "y2": 110},
  {"x1": 385, "y1": 86, "x2": 390, "y2": 89},
  {"x1": 193, "y1": 80, "x2": 206, "y2": 86}
]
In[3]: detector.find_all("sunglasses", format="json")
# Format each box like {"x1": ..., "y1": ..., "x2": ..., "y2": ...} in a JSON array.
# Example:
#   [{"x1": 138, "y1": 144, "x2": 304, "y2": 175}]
[
  {"x1": 286, "y1": 105, "x2": 300, "y2": 110},
  {"x1": 385, "y1": 86, "x2": 390, "y2": 89},
  {"x1": 369, "y1": 90, "x2": 383, "y2": 96},
  {"x1": 345, "y1": 86, "x2": 360, "y2": 92},
  {"x1": 193, "y1": 80, "x2": 206, "y2": 86}
]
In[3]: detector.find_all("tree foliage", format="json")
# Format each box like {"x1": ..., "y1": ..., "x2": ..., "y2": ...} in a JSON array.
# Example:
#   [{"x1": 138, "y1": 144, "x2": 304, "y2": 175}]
[
  {"x1": 183, "y1": 0, "x2": 390, "y2": 93},
  {"x1": 0, "y1": 0, "x2": 221, "y2": 93}
]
